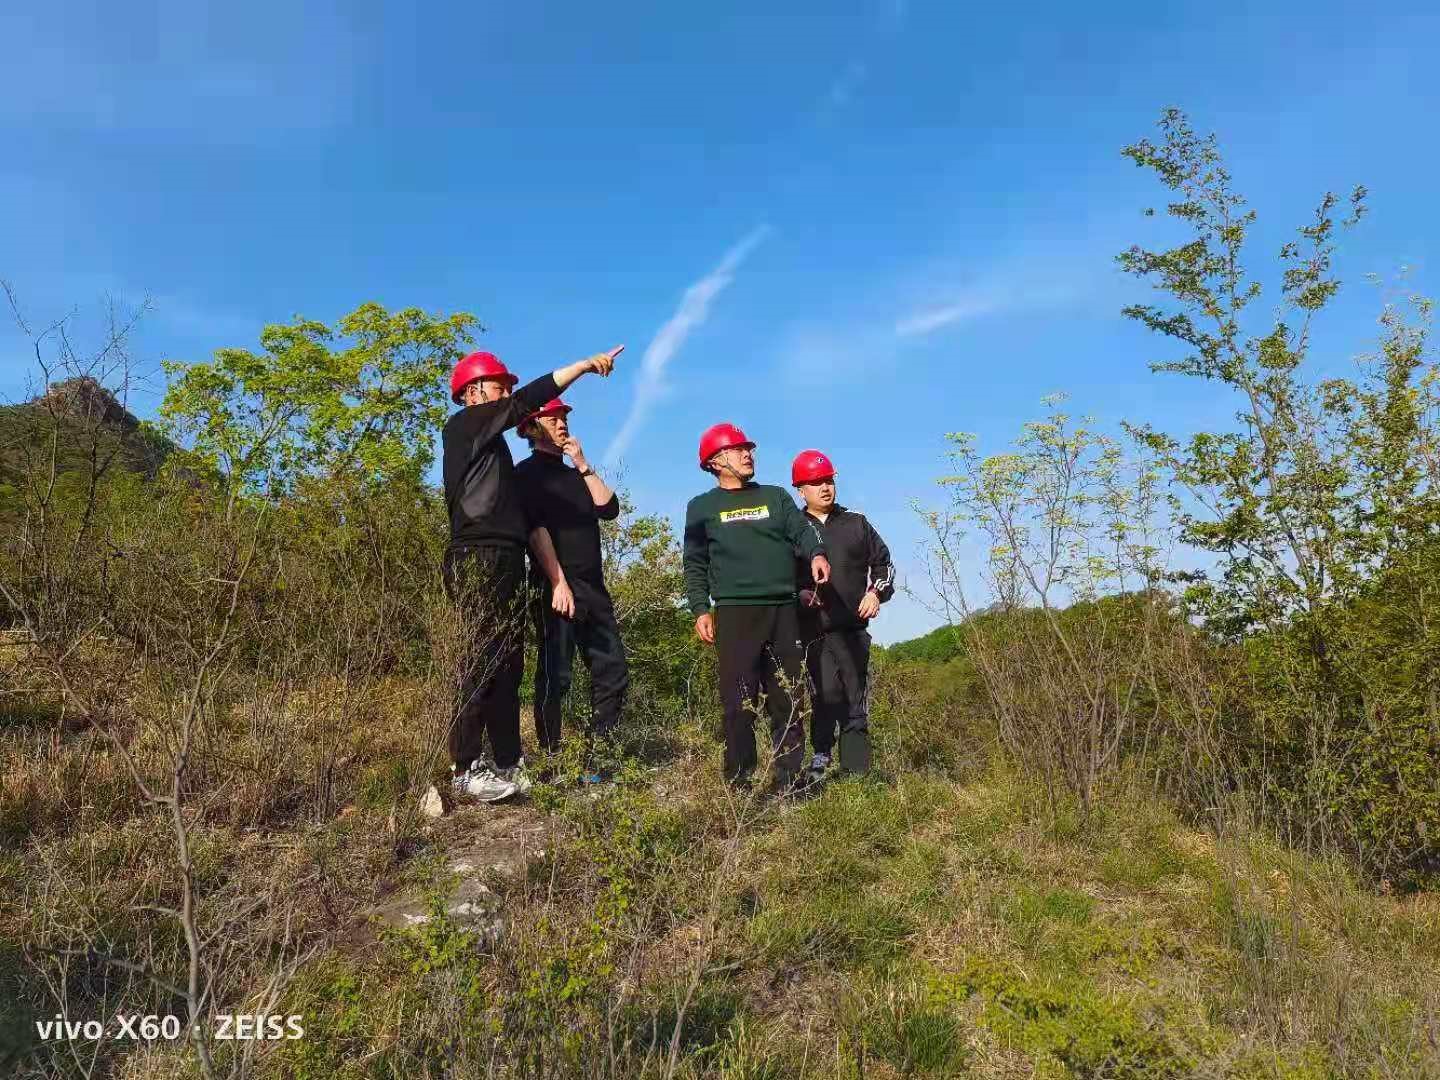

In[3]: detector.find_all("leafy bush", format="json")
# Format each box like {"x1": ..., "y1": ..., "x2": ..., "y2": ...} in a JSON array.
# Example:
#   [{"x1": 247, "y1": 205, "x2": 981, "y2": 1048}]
[{"x1": 913, "y1": 108, "x2": 1440, "y2": 884}]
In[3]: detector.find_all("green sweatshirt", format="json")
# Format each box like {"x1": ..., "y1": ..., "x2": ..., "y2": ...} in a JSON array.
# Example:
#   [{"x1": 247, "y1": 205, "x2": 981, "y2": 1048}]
[{"x1": 683, "y1": 483, "x2": 826, "y2": 615}]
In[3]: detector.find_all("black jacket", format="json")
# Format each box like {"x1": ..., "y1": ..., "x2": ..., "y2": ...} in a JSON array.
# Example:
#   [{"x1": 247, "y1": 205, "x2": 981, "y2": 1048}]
[
  {"x1": 442, "y1": 373, "x2": 559, "y2": 550},
  {"x1": 515, "y1": 450, "x2": 620, "y2": 586},
  {"x1": 796, "y1": 505, "x2": 895, "y2": 633}
]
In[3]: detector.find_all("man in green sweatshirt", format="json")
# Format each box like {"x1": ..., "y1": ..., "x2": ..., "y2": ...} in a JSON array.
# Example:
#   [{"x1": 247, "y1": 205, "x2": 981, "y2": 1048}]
[{"x1": 684, "y1": 423, "x2": 831, "y2": 791}]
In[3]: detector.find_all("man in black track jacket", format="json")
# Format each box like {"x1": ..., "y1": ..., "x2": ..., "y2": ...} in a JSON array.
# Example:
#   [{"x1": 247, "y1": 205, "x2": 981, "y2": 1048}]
[
  {"x1": 684, "y1": 423, "x2": 831, "y2": 792},
  {"x1": 791, "y1": 449, "x2": 895, "y2": 780},
  {"x1": 441, "y1": 347, "x2": 619, "y2": 804}
]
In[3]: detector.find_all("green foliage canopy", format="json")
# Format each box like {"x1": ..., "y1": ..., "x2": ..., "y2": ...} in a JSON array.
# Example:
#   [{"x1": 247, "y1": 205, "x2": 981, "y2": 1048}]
[{"x1": 159, "y1": 302, "x2": 480, "y2": 494}]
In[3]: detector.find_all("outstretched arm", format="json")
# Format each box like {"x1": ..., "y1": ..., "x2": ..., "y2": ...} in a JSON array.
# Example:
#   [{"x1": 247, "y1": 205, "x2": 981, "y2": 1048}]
[
  {"x1": 449, "y1": 348, "x2": 620, "y2": 446},
  {"x1": 552, "y1": 346, "x2": 621, "y2": 393}
]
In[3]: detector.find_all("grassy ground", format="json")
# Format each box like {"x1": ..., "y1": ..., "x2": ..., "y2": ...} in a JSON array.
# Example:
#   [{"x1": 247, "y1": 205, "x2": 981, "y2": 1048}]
[{"x1": 3, "y1": 658, "x2": 1438, "y2": 1078}]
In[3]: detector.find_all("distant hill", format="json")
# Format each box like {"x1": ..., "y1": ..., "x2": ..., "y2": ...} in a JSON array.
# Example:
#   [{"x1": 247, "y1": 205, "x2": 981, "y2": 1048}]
[
  {"x1": 0, "y1": 377, "x2": 175, "y2": 490},
  {"x1": 883, "y1": 621, "x2": 965, "y2": 664}
]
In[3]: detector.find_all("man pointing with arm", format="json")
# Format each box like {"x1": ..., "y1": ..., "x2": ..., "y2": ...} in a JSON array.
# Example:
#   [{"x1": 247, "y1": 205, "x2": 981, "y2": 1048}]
[{"x1": 441, "y1": 346, "x2": 620, "y2": 803}]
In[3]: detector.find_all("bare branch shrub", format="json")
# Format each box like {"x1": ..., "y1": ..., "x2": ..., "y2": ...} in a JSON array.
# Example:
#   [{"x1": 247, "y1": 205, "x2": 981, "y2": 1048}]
[{"x1": 920, "y1": 397, "x2": 1175, "y2": 817}]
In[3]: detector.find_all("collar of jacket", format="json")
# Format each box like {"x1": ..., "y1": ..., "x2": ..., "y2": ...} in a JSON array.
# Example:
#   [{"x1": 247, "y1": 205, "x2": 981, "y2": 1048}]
[{"x1": 805, "y1": 503, "x2": 848, "y2": 522}]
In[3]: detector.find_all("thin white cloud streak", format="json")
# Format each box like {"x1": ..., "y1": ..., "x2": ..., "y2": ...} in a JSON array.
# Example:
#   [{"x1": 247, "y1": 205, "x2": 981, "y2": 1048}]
[
  {"x1": 602, "y1": 226, "x2": 771, "y2": 465},
  {"x1": 779, "y1": 275, "x2": 1083, "y2": 386},
  {"x1": 894, "y1": 295, "x2": 1001, "y2": 338}
]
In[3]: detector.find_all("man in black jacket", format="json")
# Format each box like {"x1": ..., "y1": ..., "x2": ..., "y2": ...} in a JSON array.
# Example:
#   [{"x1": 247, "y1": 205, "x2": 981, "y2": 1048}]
[
  {"x1": 791, "y1": 449, "x2": 895, "y2": 781},
  {"x1": 442, "y1": 347, "x2": 619, "y2": 803},
  {"x1": 515, "y1": 398, "x2": 628, "y2": 774}
]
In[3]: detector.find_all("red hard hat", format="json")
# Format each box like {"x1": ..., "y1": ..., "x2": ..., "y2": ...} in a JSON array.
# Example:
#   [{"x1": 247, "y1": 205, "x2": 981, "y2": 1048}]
[
  {"x1": 791, "y1": 449, "x2": 836, "y2": 486},
  {"x1": 518, "y1": 398, "x2": 572, "y2": 435},
  {"x1": 450, "y1": 351, "x2": 517, "y2": 404},
  {"x1": 698, "y1": 423, "x2": 754, "y2": 470}
]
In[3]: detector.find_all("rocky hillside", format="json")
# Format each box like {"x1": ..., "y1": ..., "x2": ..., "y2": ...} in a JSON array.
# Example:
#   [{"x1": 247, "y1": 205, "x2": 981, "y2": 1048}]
[{"x1": 0, "y1": 376, "x2": 175, "y2": 489}]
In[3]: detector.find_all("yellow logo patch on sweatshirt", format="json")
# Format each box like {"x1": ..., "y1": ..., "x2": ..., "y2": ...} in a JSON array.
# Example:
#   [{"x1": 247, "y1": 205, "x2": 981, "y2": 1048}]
[{"x1": 719, "y1": 505, "x2": 770, "y2": 524}]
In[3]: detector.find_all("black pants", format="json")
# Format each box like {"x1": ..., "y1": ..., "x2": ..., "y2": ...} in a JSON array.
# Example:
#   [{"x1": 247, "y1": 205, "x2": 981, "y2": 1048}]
[
  {"x1": 714, "y1": 603, "x2": 806, "y2": 785},
  {"x1": 442, "y1": 544, "x2": 527, "y2": 771},
  {"x1": 532, "y1": 577, "x2": 629, "y2": 750},
  {"x1": 805, "y1": 627, "x2": 872, "y2": 774}
]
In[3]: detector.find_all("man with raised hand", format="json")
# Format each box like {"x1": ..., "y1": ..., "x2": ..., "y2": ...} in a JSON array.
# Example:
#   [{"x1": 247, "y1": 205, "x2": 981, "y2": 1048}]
[
  {"x1": 515, "y1": 398, "x2": 628, "y2": 779},
  {"x1": 683, "y1": 423, "x2": 830, "y2": 793},
  {"x1": 791, "y1": 449, "x2": 894, "y2": 784},
  {"x1": 442, "y1": 346, "x2": 620, "y2": 803}
]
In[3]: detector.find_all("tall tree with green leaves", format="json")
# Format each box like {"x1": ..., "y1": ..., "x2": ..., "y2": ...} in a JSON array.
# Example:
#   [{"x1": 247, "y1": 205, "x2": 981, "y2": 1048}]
[
  {"x1": 1119, "y1": 108, "x2": 1439, "y2": 882},
  {"x1": 1118, "y1": 108, "x2": 1368, "y2": 644},
  {"x1": 159, "y1": 302, "x2": 480, "y2": 499}
]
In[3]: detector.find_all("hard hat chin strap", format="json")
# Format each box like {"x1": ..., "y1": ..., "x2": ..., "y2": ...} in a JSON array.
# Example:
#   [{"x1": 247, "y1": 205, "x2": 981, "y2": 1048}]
[{"x1": 714, "y1": 455, "x2": 750, "y2": 483}]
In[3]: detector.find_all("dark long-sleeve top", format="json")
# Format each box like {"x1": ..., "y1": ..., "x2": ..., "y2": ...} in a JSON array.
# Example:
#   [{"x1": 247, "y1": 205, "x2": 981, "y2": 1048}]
[
  {"x1": 796, "y1": 504, "x2": 895, "y2": 632},
  {"x1": 514, "y1": 450, "x2": 619, "y2": 586},
  {"x1": 682, "y1": 482, "x2": 826, "y2": 616},
  {"x1": 441, "y1": 373, "x2": 559, "y2": 549}
]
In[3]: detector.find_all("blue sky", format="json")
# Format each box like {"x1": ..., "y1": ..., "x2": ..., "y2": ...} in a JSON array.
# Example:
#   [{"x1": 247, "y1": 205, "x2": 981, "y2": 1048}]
[{"x1": 3, "y1": 0, "x2": 1438, "y2": 642}]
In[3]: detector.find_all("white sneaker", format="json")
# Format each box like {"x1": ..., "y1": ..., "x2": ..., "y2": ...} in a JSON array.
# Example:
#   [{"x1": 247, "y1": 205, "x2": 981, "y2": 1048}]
[
  {"x1": 451, "y1": 763, "x2": 478, "y2": 801},
  {"x1": 454, "y1": 763, "x2": 519, "y2": 803},
  {"x1": 499, "y1": 759, "x2": 533, "y2": 796}
]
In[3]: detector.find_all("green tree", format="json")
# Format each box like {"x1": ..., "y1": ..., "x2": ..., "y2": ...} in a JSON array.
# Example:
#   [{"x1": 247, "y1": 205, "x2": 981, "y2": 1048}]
[
  {"x1": 159, "y1": 303, "x2": 480, "y2": 498},
  {"x1": 1117, "y1": 107, "x2": 1371, "y2": 643},
  {"x1": 1119, "y1": 108, "x2": 1440, "y2": 882}
]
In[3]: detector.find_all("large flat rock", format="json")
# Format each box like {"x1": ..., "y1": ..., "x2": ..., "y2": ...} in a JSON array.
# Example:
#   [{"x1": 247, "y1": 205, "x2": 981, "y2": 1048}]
[{"x1": 366, "y1": 801, "x2": 554, "y2": 945}]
